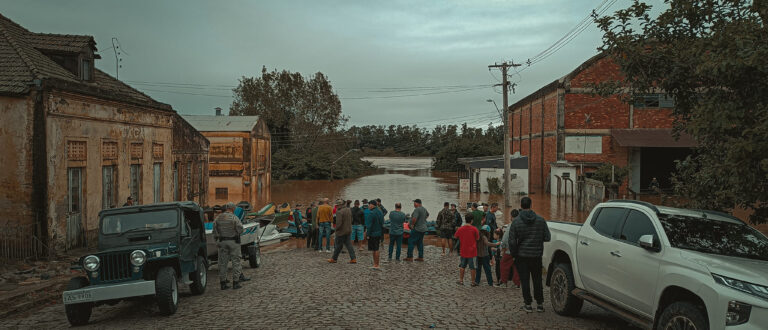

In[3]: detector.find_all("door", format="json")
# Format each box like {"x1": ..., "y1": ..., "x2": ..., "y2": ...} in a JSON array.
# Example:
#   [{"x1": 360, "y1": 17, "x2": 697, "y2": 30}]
[
  {"x1": 67, "y1": 168, "x2": 84, "y2": 249},
  {"x1": 611, "y1": 210, "x2": 662, "y2": 316},
  {"x1": 575, "y1": 207, "x2": 627, "y2": 301}
]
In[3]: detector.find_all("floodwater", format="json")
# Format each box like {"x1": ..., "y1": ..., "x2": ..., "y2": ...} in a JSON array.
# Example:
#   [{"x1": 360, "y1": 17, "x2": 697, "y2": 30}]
[{"x1": 272, "y1": 157, "x2": 589, "y2": 225}]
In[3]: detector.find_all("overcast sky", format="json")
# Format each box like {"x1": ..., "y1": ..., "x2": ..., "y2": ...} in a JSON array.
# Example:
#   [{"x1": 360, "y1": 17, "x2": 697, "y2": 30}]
[{"x1": 2, "y1": 0, "x2": 642, "y2": 127}]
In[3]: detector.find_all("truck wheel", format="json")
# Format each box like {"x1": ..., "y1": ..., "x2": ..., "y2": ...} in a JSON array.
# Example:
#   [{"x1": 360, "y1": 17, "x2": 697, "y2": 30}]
[
  {"x1": 248, "y1": 244, "x2": 261, "y2": 268},
  {"x1": 189, "y1": 256, "x2": 207, "y2": 295},
  {"x1": 155, "y1": 267, "x2": 179, "y2": 315},
  {"x1": 65, "y1": 277, "x2": 92, "y2": 326},
  {"x1": 550, "y1": 263, "x2": 583, "y2": 316},
  {"x1": 657, "y1": 301, "x2": 707, "y2": 330}
]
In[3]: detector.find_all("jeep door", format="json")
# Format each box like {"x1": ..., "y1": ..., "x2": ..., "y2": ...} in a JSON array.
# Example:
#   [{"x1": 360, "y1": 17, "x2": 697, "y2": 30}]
[
  {"x1": 609, "y1": 209, "x2": 662, "y2": 317},
  {"x1": 179, "y1": 210, "x2": 200, "y2": 273},
  {"x1": 575, "y1": 207, "x2": 627, "y2": 302}
]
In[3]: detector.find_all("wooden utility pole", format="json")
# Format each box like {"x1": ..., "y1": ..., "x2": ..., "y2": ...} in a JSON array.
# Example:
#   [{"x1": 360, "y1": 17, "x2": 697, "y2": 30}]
[{"x1": 488, "y1": 61, "x2": 520, "y2": 207}]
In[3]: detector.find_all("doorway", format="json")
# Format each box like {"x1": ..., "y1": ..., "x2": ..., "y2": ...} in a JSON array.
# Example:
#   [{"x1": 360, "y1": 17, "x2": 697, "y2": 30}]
[{"x1": 67, "y1": 168, "x2": 84, "y2": 249}]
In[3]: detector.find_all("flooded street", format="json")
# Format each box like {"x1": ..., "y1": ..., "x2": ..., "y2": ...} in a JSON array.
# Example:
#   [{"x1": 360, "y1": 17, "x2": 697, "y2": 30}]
[{"x1": 273, "y1": 157, "x2": 589, "y2": 225}]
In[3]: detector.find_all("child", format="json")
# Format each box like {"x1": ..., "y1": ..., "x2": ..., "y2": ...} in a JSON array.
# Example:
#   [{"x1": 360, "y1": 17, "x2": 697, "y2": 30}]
[
  {"x1": 453, "y1": 218, "x2": 480, "y2": 285},
  {"x1": 475, "y1": 225, "x2": 501, "y2": 286}
]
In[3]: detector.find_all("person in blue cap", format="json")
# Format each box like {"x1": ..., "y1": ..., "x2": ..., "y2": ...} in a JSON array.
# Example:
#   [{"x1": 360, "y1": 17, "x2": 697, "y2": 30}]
[{"x1": 474, "y1": 224, "x2": 500, "y2": 287}]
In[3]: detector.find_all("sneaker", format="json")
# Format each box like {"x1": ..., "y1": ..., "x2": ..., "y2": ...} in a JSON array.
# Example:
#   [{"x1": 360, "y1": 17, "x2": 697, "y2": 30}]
[
  {"x1": 456, "y1": 281, "x2": 464, "y2": 285},
  {"x1": 521, "y1": 305, "x2": 533, "y2": 313},
  {"x1": 326, "y1": 249, "x2": 332, "y2": 253},
  {"x1": 327, "y1": 259, "x2": 337, "y2": 263},
  {"x1": 349, "y1": 259, "x2": 357, "y2": 264},
  {"x1": 316, "y1": 250, "x2": 323, "y2": 253},
  {"x1": 536, "y1": 305, "x2": 545, "y2": 313}
]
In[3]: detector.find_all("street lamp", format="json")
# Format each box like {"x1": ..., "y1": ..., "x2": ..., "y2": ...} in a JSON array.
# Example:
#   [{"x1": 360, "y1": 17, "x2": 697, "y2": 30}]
[
  {"x1": 487, "y1": 99, "x2": 502, "y2": 120},
  {"x1": 330, "y1": 149, "x2": 360, "y2": 181}
]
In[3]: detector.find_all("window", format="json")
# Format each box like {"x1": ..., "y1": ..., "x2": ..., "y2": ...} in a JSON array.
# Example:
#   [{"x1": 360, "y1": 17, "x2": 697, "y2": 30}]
[
  {"x1": 130, "y1": 164, "x2": 142, "y2": 204},
  {"x1": 67, "y1": 141, "x2": 87, "y2": 161},
  {"x1": 565, "y1": 136, "x2": 602, "y2": 154},
  {"x1": 660, "y1": 214, "x2": 768, "y2": 261},
  {"x1": 102, "y1": 141, "x2": 118, "y2": 160},
  {"x1": 81, "y1": 59, "x2": 92, "y2": 81},
  {"x1": 216, "y1": 188, "x2": 228, "y2": 200},
  {"x1": 619, "y1": 210, "x2": 657, "y2": 244},
  {"x1": 130, "y1": 143, "x2": 143, "y2": 160},
  {"x1": 153, "y1": 163, "x2": 163, "y2": 203},
  {"x1": 68, "y1": 168, "x2": 82, "y2": 213},
  {"x1": 591, "y1": 207, "x2": 627, "y2": 238},
  {"x1": 634, "y1": 94, "x2": 675, "y2": 108},
  {"x1": 186, "y1": 161, "x2": 192, "y2": 200},
  {"x1": 102, "y1": 166, "x2": 117, "y2": 209},
  {"x1": 198, "y1": 161, "x2": 204, "y2": 198},
  {"x1": 173, "y1": 163, "x2": 180, "y2": 201}
]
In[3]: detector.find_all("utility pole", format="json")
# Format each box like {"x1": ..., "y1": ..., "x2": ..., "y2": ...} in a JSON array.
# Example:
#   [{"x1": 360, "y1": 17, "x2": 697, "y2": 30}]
[{"x1": 488, "y1": 61, "x2": 520, "y2": 207}]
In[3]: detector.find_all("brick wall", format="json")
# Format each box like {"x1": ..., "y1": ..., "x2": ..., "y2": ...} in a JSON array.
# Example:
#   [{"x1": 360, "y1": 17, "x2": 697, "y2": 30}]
[
  {"x1": 564, "y1": 94, "x2": 630, "y2": 129},
  {"x1": 633, "y1": 108, "x2": 675, "y2": 128},
  {"x1": 569, "y1": 56, "x2": 624, "y2": 88}
]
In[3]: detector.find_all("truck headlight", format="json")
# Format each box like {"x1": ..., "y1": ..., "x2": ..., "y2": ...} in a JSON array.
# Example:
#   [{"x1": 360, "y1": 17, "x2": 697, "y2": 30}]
[
  {"x1": 83, "y1": 255, "x2": 100, "y2": 271},
  {"x1": 712, "y1": 273, "x2": 768, "y2": 301},
  {"x1": 130, "y1": 250, "x2": 147, "y2": 266}
]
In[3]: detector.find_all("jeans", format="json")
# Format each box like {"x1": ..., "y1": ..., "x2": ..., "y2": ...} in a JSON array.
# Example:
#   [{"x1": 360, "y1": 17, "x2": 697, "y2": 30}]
[
  {"x1": 388, "y1": 234, "x2": 403, "y2": 260},
  {"x1": 307, "y1": 227, "x2": 318, "y2": 249},
  {"x1": 331, "y1": 234, "x2": 356, "y2": 261},
  {"x1": 475, "y1": 256, "x2": 493, "y2": 286},
  {"x1": 351, "y1": 225, "x2": 364, "y2": 241},
  {"x1": 317, "y1": 222, "x2": 332, "y2": 250},
  {"x1": 515, "y1": 256, "x2": 544, "y2": 305},
  {"x1": 407, "y1": 230, "x2": 425, "y2": 258}
]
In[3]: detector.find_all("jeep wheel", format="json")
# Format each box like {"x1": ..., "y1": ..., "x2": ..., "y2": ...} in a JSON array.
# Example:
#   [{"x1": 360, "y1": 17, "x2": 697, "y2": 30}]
[
  {"x1": 155, "y1": 267, "x2": 179, "y2": 315},
  {"x1": 189, "y1": 255, "x2": 207, "y2": 295},
  {"x1": 550, "y1": 263, "x2": 583, "y2": 316},
  {"x1": 657, "y1": 301, "x2": 707, "y2": 330},
  {"x1": 248, "y1": 244, "x2": 261, "y2": 268},
  {"x1": 65, "y1": 277, "x2": 92, "y2": 326}
]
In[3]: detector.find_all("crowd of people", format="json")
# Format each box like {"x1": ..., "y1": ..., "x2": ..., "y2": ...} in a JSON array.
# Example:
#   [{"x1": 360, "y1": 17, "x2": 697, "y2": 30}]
[{"x1": 289, "y1": 196, "x2": 552, "y2": 313}]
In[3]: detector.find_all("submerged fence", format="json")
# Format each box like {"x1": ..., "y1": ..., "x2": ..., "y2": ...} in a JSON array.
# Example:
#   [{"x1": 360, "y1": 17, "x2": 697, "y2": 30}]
[{"x1": 0, "y1": 222, "x2": 46, "y2": 260}]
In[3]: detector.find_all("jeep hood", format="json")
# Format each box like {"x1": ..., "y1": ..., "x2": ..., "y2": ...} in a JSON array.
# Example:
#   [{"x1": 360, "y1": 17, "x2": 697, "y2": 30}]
[
  {"x1": 680, "y1": 250, "x2": 768, "y2": 286},
  {"x1": 97, "y1": 242, "x2": 177, "y2": 255}
]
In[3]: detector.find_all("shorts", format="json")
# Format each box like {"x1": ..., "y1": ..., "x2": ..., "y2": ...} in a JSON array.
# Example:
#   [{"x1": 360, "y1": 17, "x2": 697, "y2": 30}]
[
  {"x1": 368, "y1": 236, "x2": 381, "y2": 251},
  {"x1": 459, "y1": 257, "x2": 476, "y2": 270},
  {"x1": 440, "y1": 229, "x2": 453, "y2": 239},
  {"x1": 351, "y1": 225, "x2": 365, "y2": 241}
]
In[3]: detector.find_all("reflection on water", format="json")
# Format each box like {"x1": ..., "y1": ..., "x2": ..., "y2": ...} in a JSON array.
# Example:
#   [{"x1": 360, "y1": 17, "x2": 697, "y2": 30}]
[{"x1": 272, "y1": 157, "x2": 590, "y2": 224}]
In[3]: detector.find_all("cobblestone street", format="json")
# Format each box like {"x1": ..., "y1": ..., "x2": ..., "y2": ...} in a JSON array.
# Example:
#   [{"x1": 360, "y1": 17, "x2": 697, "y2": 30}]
[{"x1": 1, "y1": 243, "x2": 636, "y2": 329}]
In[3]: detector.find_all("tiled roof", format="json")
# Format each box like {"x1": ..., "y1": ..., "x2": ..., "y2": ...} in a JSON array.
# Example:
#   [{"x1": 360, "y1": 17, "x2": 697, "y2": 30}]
[
  {"x1": 0, "y1": 13, "x2": 169, "y2": 110},
  {"x1": 181, "y1": 115, "x2": 261, "y2": 132}
]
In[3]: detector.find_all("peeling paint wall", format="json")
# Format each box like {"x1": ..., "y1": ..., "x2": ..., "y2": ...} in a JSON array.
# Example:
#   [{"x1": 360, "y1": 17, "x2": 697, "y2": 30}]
[
  {"x1": 172, "y1": 114, "x2": 210, "y2": 207},
  {"x1": 0, "y1": 95, "x2": 35, "y2": 227},
  {"x1": 45, "y1": 91, "x2": 175, "y2": 251}
]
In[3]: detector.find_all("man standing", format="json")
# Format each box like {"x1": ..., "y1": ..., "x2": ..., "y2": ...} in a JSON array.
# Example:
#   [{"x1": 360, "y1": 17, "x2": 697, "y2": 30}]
[
  {"x1": 122, "y1": 196, "x2": 134, "y2": 207},
  {"x1": 509, "y1": 197, "x2": 551, "y2": 313},
  {"x1": 405, "y1": 199, "x2": 428, "y2": 262},
  {"x1": 329, "y1": 200, "x2": 356, "y2": 264},
  {"x1": 486, "y1": 203, "x2": 499, "y2": 240},
  {"x1": 470, "y1": 203, "x2": 484, "y2": 230},
  {"x1": 351, "y1": 200, "x2": 365, "y2": 251},
  {"x1": 365, "y1": 200, "x2": 384, "y2": 269},
  {"x1": 454, "y1": 216, "x2": 479, "y2": 285},
  {"x1": 213, "y1": 203, "x2": 245, "y2": 290},
  {"x1": 376, "y1": 198, "x2": 388, "y2": 217},
  {"x1": 387, "y1": 203, "x2": 406, "y2": 261},
  {"x1": 450, "y1": 203, "x2": 462, "y2": 255},
  {"x1": 362, "y1": 199, "x2": 370, "y2": 250},
  {"x1": 316, "y1": 199, "x2": 334, "y2": 252},
  {"x1": 307, "y1": 202, "x2": 319, "y2": 250},
  {"x1": 435, "y1": 202, "x2": 455, "y2": 256}
]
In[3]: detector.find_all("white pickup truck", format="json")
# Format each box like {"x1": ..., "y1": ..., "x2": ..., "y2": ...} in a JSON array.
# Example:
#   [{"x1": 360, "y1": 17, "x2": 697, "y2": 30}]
[{"x1": 542, "y1": 200, "x2": 768, "y2": 330}]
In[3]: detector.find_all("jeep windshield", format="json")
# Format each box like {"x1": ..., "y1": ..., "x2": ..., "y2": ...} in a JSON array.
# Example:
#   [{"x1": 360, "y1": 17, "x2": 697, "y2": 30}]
[
  {"x1": 101, "y1": 209, "x2": 179, "y2": 235},
  {"x1": 659, "y1": 214, "x2": 768, "y2": 261}
]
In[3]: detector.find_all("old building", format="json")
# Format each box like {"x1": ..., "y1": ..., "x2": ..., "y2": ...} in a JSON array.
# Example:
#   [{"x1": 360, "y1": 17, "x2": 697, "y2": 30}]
[
  {"x1": 0, "y1": 14, "x2": 209, "y2": 258},
  {"x1": 509, "y1": 53, "x2": 696, "y2": 195},
  {"x1": 182, "y1": 109, "x2": 271, "y2": 208}
]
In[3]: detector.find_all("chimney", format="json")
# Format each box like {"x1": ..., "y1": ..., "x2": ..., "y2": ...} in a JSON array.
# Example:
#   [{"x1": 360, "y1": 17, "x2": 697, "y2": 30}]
[{"x1": 215, "y1": 107, "x2": 223, "y2": 116}]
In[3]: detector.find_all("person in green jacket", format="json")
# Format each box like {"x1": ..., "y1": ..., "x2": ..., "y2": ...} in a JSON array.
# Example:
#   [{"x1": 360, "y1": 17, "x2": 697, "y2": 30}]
[{"x1": 470, "y1": 203, "x2": 484, "y2": 230}]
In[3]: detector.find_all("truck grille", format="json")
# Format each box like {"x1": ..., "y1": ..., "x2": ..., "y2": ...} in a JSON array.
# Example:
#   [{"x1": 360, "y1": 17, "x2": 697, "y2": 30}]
[{"x1": 99, "y1": 252, "x2": 132, "y2": 282}]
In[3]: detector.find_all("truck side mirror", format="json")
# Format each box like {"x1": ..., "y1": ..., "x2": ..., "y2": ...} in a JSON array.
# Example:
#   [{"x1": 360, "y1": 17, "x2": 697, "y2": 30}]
[{"x1": 638, "y1": 234, "x2": 659, "y2": 252}]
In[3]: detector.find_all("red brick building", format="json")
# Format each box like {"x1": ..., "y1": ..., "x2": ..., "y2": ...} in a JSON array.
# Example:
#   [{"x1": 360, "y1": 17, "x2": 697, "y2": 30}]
[{"x1": 509, "y1": 53, "x2": 696, "y2": 195}]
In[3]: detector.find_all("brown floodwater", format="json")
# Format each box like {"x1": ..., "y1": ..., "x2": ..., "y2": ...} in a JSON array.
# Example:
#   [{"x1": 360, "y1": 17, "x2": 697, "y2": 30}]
[{"x1": 272, "y1": 157, "x2": 590, "y2": 225}]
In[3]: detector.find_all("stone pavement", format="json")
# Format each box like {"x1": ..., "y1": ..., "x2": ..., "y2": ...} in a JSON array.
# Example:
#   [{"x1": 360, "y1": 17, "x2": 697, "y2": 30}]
[{"x1": 0, "y1": 244, "x2": 638, "y2": 329}]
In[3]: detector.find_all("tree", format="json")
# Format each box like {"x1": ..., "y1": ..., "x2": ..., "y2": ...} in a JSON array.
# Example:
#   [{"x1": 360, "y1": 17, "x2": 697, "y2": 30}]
[{"x1": 596, "y1": 0, "x2": 768, "y2": 223}]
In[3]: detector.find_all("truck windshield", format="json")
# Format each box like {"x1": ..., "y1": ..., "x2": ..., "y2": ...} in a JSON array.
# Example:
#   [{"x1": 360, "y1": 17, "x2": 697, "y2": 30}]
[
  {"x1": 659, "y1": 214, "x2": 768, "y2": 261},
  {"x1": 101, "y1": 209, "x2": 179, "y2": 235}
]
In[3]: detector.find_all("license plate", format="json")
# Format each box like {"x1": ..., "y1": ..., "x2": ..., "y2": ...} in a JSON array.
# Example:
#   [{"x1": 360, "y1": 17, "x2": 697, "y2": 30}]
[{"x1": 63, "y1": 290, "x2": 93, "y2": 304}]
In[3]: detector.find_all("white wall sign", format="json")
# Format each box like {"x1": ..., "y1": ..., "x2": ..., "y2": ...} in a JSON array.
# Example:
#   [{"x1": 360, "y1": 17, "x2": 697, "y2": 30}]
[
  {"x1": 459, "y1": 179, "x2": 470, "y2": 192},
  {"x1": 565, "y1": 136, "x2": 602, "y2": 154}
]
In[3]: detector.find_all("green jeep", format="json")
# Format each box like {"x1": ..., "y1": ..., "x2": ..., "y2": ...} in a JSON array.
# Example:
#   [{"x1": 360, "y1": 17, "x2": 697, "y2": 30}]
[{"x1": 62, "y1": 202, "x2": 209, "y2": 326}]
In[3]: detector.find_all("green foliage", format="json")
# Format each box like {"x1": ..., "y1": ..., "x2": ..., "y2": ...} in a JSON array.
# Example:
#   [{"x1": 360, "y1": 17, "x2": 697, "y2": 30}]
[
  {"x1": 272, "y1": 147, "x2": 373, "y2": 181},
  {"x1": 596, "y1": 0, "x2": 768, "y2": 224},
  {"x1": 487, "y1": 177, "x2": 503, "y2": 195},
  {"x1": 591, "y1": 163, "x2": 629, "y2": 187}
]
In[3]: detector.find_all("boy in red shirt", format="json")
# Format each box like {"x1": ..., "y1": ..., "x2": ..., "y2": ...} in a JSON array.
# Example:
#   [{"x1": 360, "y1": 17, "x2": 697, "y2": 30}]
[{"x1": 454, "y1": 219, "x2": 480, "y2": 285}]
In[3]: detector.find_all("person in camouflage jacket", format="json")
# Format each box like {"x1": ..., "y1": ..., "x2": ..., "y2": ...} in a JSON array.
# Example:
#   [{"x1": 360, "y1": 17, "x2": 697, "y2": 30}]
[{"x1": 436, "y1": 202, "x2": 456, "y2": 255}]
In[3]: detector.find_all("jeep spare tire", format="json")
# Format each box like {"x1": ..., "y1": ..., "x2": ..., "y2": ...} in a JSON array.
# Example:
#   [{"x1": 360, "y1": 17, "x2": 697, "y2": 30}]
[
  {"x1": 189, "y1": 255, "x2": 207, "y2": 295},
  {"x1": 155, "y1": 267, "x2": 179, "y2": 315},
  {"x1": 65, "y1": 276, "x2": 93, "y2": 326}
]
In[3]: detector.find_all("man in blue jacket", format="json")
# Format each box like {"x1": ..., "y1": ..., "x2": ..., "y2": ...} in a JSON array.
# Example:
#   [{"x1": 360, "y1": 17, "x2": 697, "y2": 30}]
[
  {"x1": 509, "y1": 197, "x2": 551, "y2": 313},
  {"x1": 365, "y1": 200, "x2": 384, "y2": 270}
]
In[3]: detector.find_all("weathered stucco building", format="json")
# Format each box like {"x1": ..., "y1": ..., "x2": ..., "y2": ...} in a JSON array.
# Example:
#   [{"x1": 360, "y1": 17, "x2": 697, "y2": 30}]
[
  {"x1": 0, "y1": 14, "x2": 209, "y2": 257},
  {"x1": 183, "y1": 109, "x2": 271, "y2": 209},
  {"x1": 509, "y1": 54, "x2": 696, "y2": 195}
]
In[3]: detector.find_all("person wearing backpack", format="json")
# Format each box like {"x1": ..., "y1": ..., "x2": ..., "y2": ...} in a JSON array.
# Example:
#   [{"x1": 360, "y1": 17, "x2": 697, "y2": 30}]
[{"x1": 508, "y1": 197, "x2": 550, "y2": 313}]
